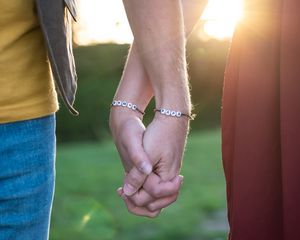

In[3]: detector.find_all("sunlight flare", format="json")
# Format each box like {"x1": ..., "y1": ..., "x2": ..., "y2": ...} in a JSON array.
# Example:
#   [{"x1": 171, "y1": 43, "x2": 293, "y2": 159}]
[
  {"x1": 201, "y1": 0, "x2": 243, "y2": 40},
  {"x1": 75, "y1": 0, "x2": 244, "y2": 45},
  {"x1": 74, "y1": 0, "x2": 133, "y2": 45}
]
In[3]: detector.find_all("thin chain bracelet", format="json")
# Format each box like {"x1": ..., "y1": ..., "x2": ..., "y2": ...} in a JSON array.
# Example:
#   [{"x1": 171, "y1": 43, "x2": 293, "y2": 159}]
[
  {"x1": 154, "y1": 108, "x2": 196, "y2": 120},
  {"x1": 111, "y1": 100, "x2": 145, "y2": 115}
]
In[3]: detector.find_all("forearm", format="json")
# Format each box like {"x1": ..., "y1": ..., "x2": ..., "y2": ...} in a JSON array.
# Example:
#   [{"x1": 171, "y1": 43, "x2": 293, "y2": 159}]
[
  {"x1": 114, "y1": 0, "x2": 207, "y2": 110},
  {"x1": 113, "y1": 43, "x2": 153, "y2": 112},
  {"x1": 182, "y1": 0, "x2": 208, "y2": 36},
  {"x1": 123, "y1": 0, "x2": 190, "y2": 112}
]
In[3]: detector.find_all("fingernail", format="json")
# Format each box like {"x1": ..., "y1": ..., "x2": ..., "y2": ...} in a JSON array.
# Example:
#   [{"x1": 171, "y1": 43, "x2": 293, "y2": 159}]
[
  {"x1": 123, "y1": 183, "x2": 136, "y2": 196},
  {"x1": 140, "y1": 162, "x2": 152, "y2": 175},
  {"x1": 178, "y1": 175, "x2": 184, "y2": 184},
  {"x1": 116, "y1": 187, "x2": 123, "y2": 196}
]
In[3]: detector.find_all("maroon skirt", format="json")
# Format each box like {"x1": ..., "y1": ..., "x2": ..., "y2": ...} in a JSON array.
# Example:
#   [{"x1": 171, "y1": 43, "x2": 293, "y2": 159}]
[{"x1": 222, "y1": 0, "x2": 300, "y2": 239}]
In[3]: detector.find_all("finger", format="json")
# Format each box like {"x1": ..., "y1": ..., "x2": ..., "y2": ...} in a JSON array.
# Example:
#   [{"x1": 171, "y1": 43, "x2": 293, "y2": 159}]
[
  {"x1": 123, "y1": 167, "x2": 148, "y2": 196},
  {"x1": 146, "y1": 194, "x2": 179, "y2": 212},
  {"x1": 117, "y1": 188, "x2": 161, "y2": 218},
  {"x1": 116, "y1": 145, "x2": 133, "y2": 173},
  {"x1": 144, "y1": 174, "x2": 184, "y2": 198},
  {"x1": 128, "y1": 187, "x2": 154, "y2": 207},
  {"x1": 123, "y1": 121, "x2": 152, "y2": 175},
  {"x1": 117, "y1": 187, "x2": 123, "y2": 196},
  {"x1": 127, "y1": 174, "x2": 183, "y2": 205}
]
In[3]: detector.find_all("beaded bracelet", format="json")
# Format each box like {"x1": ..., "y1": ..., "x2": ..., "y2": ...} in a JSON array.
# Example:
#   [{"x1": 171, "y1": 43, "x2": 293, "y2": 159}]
[
  {"x1": 111, "y1": 100, "x2": 145, "y2": 115},
  {"x1": 154, "y1": 108, "x2": 195, "y2": 120}
]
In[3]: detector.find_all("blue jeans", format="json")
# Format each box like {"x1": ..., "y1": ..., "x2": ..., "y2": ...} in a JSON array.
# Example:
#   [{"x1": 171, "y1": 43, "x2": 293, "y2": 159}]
[{"x1": 0, "y1": 115, "x2": 56, "y2": 240}]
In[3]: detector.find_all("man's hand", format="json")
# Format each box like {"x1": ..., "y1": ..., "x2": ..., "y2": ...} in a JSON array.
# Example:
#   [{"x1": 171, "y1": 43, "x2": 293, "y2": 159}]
[
  {"x1": 144, "y1": 115, "x2": 189, "y2": 180},
  {"x1": 120, "y1": 114, "x2": 189, "y2": 216}
]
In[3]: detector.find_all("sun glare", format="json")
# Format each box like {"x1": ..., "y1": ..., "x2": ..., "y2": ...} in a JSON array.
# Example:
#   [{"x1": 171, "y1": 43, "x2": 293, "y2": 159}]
[
  {"x1": 201, "y1": 0, "x2": 243, "y2": 40},
  {"x1": 74, "y1": 0, "x2": 244, "y2": 45},
  {"x1": 74, "y1": 0, "x2": 133, "y2": 45}
]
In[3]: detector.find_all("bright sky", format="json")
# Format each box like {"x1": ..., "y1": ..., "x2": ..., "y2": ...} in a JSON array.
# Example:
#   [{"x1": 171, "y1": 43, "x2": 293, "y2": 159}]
[{"x1": 74, "y1": 0, "x2": 243, "y2": 45}]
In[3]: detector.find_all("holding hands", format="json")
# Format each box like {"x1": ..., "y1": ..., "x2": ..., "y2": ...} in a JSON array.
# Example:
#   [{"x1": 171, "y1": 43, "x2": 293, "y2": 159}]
[
  {"x1": 110, "y1": 105, "x2": 189, "y2": 217},
  {"x1": 110, "y1": 0, "x2": 205, "y2": 217}
]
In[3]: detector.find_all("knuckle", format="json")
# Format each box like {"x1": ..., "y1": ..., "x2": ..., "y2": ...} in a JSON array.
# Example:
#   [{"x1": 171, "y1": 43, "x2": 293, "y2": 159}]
[
  {"x1": 147, "y1": 203, "x2": 156, "y2": 212},
  {"x1": 130, "y1": 196, "x2": 145, "y2": 207},
  {"x1": 150, "y1": 187, "x2": 162, "y2": 198},
  {"x1": 147, "y1": 185, "x2": 156, "y2": 196},
  {"x1": 130, "y1": 152, "x2": 143, "y2": 164},
  {"x1": 136, "y1": 162, "x2": 147, "y2": 173}
]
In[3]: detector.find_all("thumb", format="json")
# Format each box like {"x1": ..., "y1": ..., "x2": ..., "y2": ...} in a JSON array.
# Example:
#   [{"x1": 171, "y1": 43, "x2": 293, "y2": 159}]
[
  {"x1": 124, "y1": 128, "x2": 153, "y2": 175},
  {"x1": 123, "y1": 145, "x2": 152, "y2": 196},
  {"x1": 122, "y1": 122, "x2": 153, "y2": 196},
  {"x1": 123, "y1": 166, "x2": 148, "y2": 196}
]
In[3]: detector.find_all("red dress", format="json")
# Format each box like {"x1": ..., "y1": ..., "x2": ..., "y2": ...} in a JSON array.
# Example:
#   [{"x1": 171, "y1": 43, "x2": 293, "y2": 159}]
[{"x1": 222, "y1": 0, "x2": 300, "y2": 239}]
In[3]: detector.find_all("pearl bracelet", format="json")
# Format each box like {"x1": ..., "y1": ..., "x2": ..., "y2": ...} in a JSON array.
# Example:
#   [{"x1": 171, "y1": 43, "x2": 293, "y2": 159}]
[
  {"x1": 154, "y1": 108, "x2": 195, "y2": 120},
  {"x1": 111, "y1": 100, "x2": 145, "y2": 115}
]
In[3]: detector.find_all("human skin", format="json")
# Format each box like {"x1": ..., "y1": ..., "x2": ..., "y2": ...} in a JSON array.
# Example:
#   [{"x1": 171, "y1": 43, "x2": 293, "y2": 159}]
[{"x1": 109, "y1": 0, "x2": 207, "y2": 217}]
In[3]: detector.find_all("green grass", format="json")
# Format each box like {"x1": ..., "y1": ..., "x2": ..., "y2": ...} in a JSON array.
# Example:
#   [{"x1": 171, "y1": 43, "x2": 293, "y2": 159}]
[{"x1": 50, "y1": 129, "x2": 228, "y2": 240}]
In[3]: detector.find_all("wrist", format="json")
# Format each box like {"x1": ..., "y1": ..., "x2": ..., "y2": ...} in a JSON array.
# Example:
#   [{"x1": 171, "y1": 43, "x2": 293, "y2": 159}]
[
  {"x1": 152, "y1": 107, "x2": 191, "y2": 134},
  {"x1": 112, "y1": 95, "x2": 151, "y2": 113},
  {"x1": 112, "y1": 100, "x2": 145, "y2": 116},
  {"x1": 154, "y1": 90, "x2": 192, "y2": 114},
  {"x1": 154, "y1": 107, "x2": 195, "y2": 121},
  {"x1": 151, "y1": 73, "x2": 191, "y2": 112},
  {"x1": 109, "y1": 104, "x2": 143, "y2": 135}
]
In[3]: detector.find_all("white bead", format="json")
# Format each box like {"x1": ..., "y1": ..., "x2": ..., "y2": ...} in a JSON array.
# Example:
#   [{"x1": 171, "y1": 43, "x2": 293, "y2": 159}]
[
  {"x1": 165, "y1": 110, "x2": 171, "y2": 116},
  {"x1": 171, "y1": 111, "x2": 176, "y2": 116},
  {"x1": 117, "y1": 101, "x2": 122, "y2": 106},
  {"x1": 132, "y1": 105, "x2": 137, "y2": 110},
  {"x1": 121, "y1": 101, "x2": 127, "y2": 107},
  {"x1": 161, "y1": 108, "x2": 166, "y2": 114},
  {"x1": 127, "y1": 102, "x2": 133, "y2": 109},
  {"x1": 112, "y1": 100, "x2": 118, "y2": 106},
  {"x1": 176, "y1": 111, "x2": 182, "y2": 117}
]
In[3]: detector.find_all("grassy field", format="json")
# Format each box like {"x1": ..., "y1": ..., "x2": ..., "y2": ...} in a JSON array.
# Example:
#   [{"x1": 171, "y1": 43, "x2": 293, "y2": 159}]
[{"x1": 50, "y1": 129, "x2": 228, "y2": 240}]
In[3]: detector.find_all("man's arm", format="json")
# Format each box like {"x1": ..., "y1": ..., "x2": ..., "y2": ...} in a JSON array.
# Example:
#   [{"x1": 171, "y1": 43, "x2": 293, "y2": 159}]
[{"x1": 123, "y1": 0, "x2": 190, "y2": 114}]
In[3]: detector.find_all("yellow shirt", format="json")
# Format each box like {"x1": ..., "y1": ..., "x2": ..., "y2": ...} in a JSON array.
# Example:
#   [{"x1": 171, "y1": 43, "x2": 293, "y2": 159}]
[{"x1": 0, "y1": 0, "x2": 59, "y2": 124}]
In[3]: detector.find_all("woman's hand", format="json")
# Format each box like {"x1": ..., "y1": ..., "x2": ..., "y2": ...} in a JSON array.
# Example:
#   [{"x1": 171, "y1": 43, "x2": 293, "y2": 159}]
[{"x1": 109, "y1": 108, "x2": 152, "y2": 187}]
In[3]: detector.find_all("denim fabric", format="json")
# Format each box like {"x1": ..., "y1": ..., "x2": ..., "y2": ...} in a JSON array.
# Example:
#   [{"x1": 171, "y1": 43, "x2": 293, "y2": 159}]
[{"x1": 0, "y1": 115, "x2": 56, "y2": 240}]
